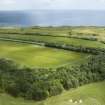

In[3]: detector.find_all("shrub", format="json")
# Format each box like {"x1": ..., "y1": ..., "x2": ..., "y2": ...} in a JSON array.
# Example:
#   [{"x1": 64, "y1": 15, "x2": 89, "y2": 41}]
[{"x1": 0, "y1": 52, "x2": 105, "y2": 101}]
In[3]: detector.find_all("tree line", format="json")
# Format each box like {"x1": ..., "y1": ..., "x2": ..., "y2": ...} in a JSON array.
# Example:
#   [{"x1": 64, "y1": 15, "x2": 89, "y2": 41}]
[
  {"x1": 45, "y1": 42, "x2": 105, "y2": 55},
  {"x1": 0, "y1": 52, "x2": 105, "y2": 101},
  {"x1": 0, "y1": 36, "x2": 104, "y2": 55}
]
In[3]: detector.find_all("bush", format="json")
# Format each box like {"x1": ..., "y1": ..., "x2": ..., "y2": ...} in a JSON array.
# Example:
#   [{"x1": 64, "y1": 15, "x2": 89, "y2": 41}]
[
  {"x1": 48, "y1": 80, "x2": 63, "y2": 96},
  {"x1": 32, "y1": 89, "x2": 49, "y2": 101},
  {"x1": 0, "y1": 52, "x2": 105, "y2": 101},
  {"x1": 6, "y1": 82, "x2": 19, "y2": 97}
]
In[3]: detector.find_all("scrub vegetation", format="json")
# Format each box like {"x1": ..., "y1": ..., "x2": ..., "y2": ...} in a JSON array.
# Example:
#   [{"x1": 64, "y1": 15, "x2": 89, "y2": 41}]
[{"x1": 0, "y1": 26, "x2": 105, "y2": 105}]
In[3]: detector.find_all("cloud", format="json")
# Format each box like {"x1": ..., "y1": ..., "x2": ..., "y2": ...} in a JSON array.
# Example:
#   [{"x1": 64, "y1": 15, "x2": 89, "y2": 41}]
[
  {"x1": 100, "y1": 0, "x2": 105, "y2": 3},
  {"x1": 0, "y1": 0, "x2": 105, "y2": 10},
  {"x1": 0, "y1": 0, "x2": 15, "y2": 5},
  {"x1": 31, "y1": 0, "x2": 105, "y2": 10}
]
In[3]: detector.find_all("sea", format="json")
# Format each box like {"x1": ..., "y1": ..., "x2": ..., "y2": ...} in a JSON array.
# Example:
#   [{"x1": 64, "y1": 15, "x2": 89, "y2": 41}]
[{"x1": 0, "y1": 10, "x2": 105, "y2": 27}]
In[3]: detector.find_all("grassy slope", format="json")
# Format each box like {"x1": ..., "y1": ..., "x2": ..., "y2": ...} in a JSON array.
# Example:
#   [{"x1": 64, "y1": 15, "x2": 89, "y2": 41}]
[
  {"x1": 0, "y1": 81, "x2": 105, "y2": 105},
  {"x1": 0, "y1": 27, "x2": 105, "y2": 105},
  {"x1": 0, "y1": 40, "x2": 87, "y2": 68}
]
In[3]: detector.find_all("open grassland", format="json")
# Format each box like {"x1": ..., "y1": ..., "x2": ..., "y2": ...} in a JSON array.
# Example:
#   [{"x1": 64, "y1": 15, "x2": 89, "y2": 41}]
[
  {"x1": 1, "y1": 26, "x2": 105, "y2": 49},
  {"x1": 40, "y1": 81, "x2": 105, "y2": 105},
  {"x1": 0, "y1": 40, "x2": 87, "y2": 68},
  {"x1": 0, "y1": 33, "x2": 105, "y2": 49},
  {"x1": 0, "y1": 81, "x2": 105, "y2": 105},
  {"x1": 0, "y1": 27, "x2": 105, "y2": 105},
  {"x1": 1, "y1": 26, "x2": 105, "y2": 37}
]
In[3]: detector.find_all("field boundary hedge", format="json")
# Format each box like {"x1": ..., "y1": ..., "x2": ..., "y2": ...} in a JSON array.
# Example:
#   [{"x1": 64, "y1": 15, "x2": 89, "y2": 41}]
[{"x1": 0, "y1": 37, "x2": 104, "y2": 55}]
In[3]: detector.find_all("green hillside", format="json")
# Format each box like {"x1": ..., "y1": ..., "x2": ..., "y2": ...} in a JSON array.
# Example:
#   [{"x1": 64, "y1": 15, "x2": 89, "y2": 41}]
[
  {"x1": 0, "y1": 27, "x2": 105, "y2": 105},
  {"x1": 0, "y1": 81, "x2": 105, "y2": 105}
]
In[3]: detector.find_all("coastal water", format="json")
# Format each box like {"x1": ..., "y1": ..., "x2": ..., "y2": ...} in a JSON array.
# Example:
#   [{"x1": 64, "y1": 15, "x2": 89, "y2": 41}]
[{"x1": 0, "y1": 10, "x2": 105, "y2": 26}]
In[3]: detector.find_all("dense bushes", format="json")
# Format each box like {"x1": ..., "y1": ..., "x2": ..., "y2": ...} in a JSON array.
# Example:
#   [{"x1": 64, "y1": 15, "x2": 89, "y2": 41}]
[
  {"x1": 45, "y1": 42, "x2": 105, "y2": 54},
  {"x1": 0, "y1": 52, "x2": 105, "y2": 101},
  {"x1": 0, "y1": 59, "x2": 63, "y2": 100}
]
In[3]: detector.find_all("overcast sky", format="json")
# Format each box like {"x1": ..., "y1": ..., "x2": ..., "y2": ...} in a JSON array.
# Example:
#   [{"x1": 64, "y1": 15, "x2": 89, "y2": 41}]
[{"x1": 0, "y1": 0, "x2": 105, "y2": 10}]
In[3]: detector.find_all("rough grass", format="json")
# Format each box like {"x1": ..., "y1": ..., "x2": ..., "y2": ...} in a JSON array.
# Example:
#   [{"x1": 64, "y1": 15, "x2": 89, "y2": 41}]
[
  {"x1": 0, "y1": 81, "x2": 105, "y2": 105},
  {"x1": 0, "y1": 40, "x2": 87, "y2": 68}
]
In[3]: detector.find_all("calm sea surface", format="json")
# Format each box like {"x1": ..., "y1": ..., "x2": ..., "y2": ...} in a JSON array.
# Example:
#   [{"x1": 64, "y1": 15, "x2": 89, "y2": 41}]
[{"x1": 0, "y1": 10, "x2": 105, "y2": 26}]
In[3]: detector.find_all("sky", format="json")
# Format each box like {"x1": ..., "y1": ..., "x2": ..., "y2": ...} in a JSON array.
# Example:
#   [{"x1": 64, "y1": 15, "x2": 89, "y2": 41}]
[{"x1": 0, "y1": 0, "x2": 105, "y2": 10}]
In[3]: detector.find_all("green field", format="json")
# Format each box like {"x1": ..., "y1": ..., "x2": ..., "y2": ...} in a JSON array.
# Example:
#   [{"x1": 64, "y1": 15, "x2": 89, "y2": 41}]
[
  {"x1": 0, "y1": 40, "x2": 87, "y2": 68},
  {"x1": 1, "y1": 26, "x2": 105, "y2": 37},
  {"x1": 0, "y1": 33, "x2": 105, "y2": 49},
  {"x1": 0, "y1": 27, "x2": 105, "y2": 105},
  {"x1": 0, "y1": 81, "x2": 105, "y2": 105}
]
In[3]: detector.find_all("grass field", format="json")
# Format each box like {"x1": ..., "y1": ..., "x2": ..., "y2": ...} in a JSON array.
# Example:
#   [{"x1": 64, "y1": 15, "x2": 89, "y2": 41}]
[
  {"x1": 0, "y1": 33, "x2": 105, "y2": 49},
  {"x1": 1, "y1": 26, "x2": 105, "y2": 37},
  {"x1": 0, "y1": 81, "x2": 105, "y2": 105},
  {"x1": 0, "y1": 27, "x2": 105, "y2": 105},
  {"x1": 0, "y1": 40, "x2": 87, "y2": 68}
]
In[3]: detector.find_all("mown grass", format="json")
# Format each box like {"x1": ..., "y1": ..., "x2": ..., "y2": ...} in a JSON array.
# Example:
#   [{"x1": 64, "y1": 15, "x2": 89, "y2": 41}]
[
  {"x1": 0, "y1": 81, "x2": 105, "y2": 105},
  {"x1": 0, "y1": 40, "x2": 87, "y2": 68}
]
